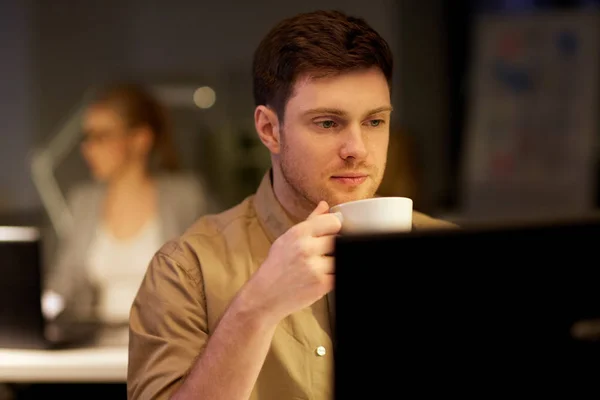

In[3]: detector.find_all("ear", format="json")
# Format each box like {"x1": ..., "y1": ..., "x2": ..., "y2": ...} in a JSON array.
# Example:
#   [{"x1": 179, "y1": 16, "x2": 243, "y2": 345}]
[{"x1": 254, "y1": 105, "x2": 281, "y2": 154}]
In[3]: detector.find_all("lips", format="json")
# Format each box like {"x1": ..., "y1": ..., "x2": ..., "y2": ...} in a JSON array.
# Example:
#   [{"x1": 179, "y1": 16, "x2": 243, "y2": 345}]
[
  {"x1": 330, "y1": 173, "x2": 368, "y2": 185},
  {"x1": 332, "y1": 173, "x2": 367, "y2": 178}
]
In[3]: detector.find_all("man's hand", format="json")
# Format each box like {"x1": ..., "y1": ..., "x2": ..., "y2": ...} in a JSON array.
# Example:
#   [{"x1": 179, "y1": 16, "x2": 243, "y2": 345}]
[{"x1": 242, "y1": 200, "x2": 342, "y2": 323}]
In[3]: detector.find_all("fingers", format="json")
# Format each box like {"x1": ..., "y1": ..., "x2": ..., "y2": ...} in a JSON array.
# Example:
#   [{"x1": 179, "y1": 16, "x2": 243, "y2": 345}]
[
  {"x1": 305, "y1": 213, "x2": 342, "y2": 237},
  {"x1": 303, "y1": 200, "x2": 344, "y2": 237},
  {"x1": 315, "y1": 255, "x2": 335, "y2": 275},
  {"x1": 307, "y1": 201, "x2": 330, "y2": 220},
  {"x1": 309, "y1": 235, "x2": 336, "y2": 256}
]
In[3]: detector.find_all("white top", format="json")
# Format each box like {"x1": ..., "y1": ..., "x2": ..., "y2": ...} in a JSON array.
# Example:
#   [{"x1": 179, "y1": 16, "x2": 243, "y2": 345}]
[{"x1": 86, "y1": 217, "x2": 162, "y2": 324}]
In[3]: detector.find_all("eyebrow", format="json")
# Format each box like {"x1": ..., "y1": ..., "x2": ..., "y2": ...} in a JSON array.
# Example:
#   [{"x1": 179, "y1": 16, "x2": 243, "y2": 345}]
[{"x1": 302, "y1": 105, "x2": 394, "y2": 118}]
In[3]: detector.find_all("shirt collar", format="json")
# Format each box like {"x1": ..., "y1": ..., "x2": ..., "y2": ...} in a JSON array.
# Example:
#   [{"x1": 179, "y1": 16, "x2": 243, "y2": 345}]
[{"x1": 254, "y1": 169, "x2": 297, "y2": 243}]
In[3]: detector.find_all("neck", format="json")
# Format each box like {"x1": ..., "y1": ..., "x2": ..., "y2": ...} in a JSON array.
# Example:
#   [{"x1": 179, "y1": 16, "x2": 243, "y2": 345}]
[
  {"x1": 271, "y1": 163, "x2": 314, "y2": 223},
  {"x1": 106, "y1": 164, "x2": 153, "y2": 198}
]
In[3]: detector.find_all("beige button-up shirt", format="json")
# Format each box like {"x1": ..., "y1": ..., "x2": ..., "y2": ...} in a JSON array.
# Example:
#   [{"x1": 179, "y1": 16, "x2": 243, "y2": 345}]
[{"x1": 128, "y1": 170, "x2": 455, "y2": 399}]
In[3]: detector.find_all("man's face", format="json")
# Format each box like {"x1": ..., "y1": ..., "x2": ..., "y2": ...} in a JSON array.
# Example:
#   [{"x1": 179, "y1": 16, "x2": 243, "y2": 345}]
[{"x1": 278, "y1": 67, "x2": 391, "y2": 208}]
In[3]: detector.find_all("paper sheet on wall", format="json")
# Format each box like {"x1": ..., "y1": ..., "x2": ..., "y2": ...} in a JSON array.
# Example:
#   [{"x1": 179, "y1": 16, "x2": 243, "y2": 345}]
[{"x1": 461, "y1": 11, "x2": 600, "y2": 221}]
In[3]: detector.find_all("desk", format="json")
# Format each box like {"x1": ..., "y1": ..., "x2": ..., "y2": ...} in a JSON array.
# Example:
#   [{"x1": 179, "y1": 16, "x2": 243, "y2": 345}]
[{"x1": 0, "y1": 346, "x2": 127, "y2": 383}]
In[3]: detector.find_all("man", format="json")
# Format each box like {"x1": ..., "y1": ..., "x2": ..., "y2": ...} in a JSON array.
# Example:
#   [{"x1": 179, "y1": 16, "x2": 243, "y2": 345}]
[{"x1": 128, "y1": 9, "x2": 455, "y2": 400}]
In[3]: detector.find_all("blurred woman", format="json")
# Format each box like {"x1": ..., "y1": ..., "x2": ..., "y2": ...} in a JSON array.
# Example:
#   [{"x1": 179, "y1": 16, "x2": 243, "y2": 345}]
[{"x1": 44, "y1": 82, "x2": 209, "y2": 327}]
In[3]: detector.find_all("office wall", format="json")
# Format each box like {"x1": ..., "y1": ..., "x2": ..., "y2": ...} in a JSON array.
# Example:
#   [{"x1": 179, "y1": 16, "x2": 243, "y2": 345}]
[
  {"x1": 0, "y1": 1, "x2": 37, "y2": 213},
  {"x1": 0, "y1": 0, "x2": 402, "y2": 216}
]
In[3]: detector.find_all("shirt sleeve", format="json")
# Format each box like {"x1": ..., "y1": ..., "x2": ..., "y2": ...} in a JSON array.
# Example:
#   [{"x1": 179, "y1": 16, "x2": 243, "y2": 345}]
[{"x1": 127, "y1": 239, "x2": 209, "y2": 400}]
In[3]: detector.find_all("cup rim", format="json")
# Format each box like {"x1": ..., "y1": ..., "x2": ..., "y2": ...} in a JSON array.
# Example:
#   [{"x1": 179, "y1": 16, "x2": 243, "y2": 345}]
[{"x1": 330, "y1": 196, "x2": 413, "y2": 211}]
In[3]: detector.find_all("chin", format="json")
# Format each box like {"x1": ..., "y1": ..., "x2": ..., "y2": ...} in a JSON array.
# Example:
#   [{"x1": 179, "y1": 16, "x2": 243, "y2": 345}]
[
  {"x1": 324, "y1": 178, "x2": 380, "y2": 204},
  {"x1": 326, "y1": 191, "x2": 374, "y2": 207}
]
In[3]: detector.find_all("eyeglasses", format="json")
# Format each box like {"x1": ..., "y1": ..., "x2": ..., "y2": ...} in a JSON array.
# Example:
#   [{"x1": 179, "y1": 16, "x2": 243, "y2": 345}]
[{"x1": 80, "y1": 131, "x2": 129, "y2": 146}]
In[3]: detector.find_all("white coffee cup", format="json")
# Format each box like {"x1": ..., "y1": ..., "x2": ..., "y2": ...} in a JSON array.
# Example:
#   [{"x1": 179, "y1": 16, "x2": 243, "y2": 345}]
[{"x1": 330, "y1": 197, "x2": 413, "y2": 234}]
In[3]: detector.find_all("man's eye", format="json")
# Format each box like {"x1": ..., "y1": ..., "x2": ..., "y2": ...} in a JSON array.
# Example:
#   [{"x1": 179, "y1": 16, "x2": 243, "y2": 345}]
[
  {"x1": 369, "y1": 119, "x2": 384, "y2": 127},
  {"x1": 317, "y1": 120, "x2": 337, "y2": 129}
]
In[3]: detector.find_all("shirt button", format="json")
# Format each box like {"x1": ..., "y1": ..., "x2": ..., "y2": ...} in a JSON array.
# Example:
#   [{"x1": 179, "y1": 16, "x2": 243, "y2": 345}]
[{"x1": 315, "y1": 346, "x2": 327, "y2": 357}]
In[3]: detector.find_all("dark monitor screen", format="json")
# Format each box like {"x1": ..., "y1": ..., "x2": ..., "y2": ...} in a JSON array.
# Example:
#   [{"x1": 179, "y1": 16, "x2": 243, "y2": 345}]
[
  {"x1": 0, "y1": 226, "x2": 47, "y2": 349},
  {"x1": 334, "y1": 219, "x2": 600, "y2": 398}
]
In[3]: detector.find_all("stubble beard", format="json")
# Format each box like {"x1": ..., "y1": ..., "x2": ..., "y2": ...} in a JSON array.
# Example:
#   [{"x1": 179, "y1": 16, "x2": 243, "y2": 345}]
[{"x1": 279, "y1": 140, "x2": 384, "y2": 209}]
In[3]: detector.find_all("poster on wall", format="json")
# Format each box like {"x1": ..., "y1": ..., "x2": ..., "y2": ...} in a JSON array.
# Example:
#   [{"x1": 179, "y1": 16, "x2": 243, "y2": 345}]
[{"x1": 461, "y1": 11, "x2": 600, "y2": 222}]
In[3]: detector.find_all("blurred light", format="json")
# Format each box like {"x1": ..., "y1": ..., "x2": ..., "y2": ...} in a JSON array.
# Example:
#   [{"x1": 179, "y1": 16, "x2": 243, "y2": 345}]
[
  {"x1": 193, "y1": 86, "x2": 216, "y2": 109},
  {"x1": 152, "y1": 85, "x2": 197, "y2": 108},
  {"x1": 42, "y1": 291, "x2": 65, "y2": 320},
  {"x1": 0, "y1": 226, "x2": 39, "y2": 242}
]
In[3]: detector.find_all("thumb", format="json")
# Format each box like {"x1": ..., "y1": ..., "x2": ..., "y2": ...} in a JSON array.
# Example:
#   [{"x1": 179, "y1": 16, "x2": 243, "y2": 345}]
[{"x1": 307, "y1": 200, "x2": 330, "y2": 220}]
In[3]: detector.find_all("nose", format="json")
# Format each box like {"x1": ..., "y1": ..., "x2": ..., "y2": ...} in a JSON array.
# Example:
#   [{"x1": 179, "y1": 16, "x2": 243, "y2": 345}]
[{"x1": 339, "y1": 124, "x2": 368, "y2": 161}]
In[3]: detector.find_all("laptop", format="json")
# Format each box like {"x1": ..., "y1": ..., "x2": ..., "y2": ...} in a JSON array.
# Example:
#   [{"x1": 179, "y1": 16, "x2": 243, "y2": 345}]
[
  {"x1": 0, "y1": 226, "x2": 107, "y2": 350},
  {"x1": 334, "y1": 218, "x2": 600, "y2": 398}
]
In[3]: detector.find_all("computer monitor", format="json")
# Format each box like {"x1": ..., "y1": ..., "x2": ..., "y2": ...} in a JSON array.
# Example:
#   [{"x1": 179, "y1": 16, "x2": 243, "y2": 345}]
[
  {"x1": 0, "y1": 226, "x2": 107, "y2": 350},
  {"x1": 0, "y1": 226, "x2": 47, "y2": 349},
  {"x1": 334, "y1": 218, "x2": 600, "y2": 398}
]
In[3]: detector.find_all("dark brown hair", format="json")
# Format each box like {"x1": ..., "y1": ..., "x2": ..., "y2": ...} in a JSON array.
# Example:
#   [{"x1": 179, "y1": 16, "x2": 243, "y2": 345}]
[
  {"x1": 252, "y1": 10, "x2": 393, "y2": 121},
  {"x1": 91, "y1": 82, "x2": 180, "y2": 172}
]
